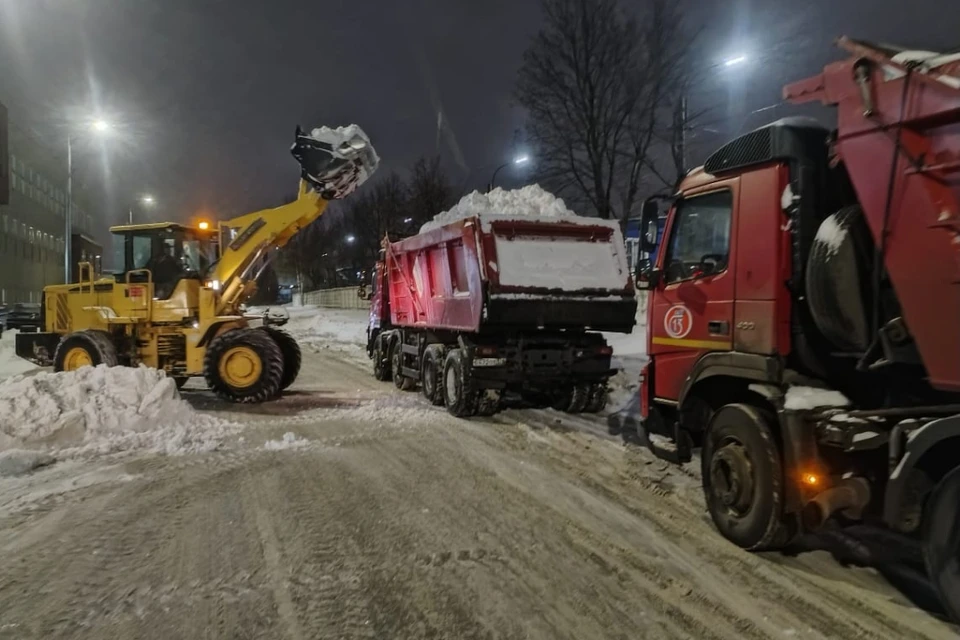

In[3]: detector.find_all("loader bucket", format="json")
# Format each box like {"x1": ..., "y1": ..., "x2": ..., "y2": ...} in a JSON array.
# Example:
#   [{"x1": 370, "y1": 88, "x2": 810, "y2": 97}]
[{"x1": 291, "y1": 124, "x2": 380, "y2": 199}]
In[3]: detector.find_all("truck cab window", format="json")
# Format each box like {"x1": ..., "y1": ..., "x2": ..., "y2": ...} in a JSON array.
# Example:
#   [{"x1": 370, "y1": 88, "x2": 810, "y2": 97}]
[{"x1": 663, "y1": 191, "x2": 733, "y2": 284}]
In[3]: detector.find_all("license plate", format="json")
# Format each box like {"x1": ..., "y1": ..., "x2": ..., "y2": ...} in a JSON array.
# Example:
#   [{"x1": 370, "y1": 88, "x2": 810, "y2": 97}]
[{"x1": 473, "y1": 357, "x2": 506, "y2": 367}]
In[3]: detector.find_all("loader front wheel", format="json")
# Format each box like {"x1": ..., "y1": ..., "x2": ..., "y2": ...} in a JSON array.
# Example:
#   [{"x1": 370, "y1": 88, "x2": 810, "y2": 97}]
[
  {"x1": 54, "y1": 330, "x2": 119, "y2": 372},
  {"x1": 261, "y1": 326, "x2": 302, "y2": 391},
  {"x1": 204, "y1": 329, "x2": 284, "y2": 403}
]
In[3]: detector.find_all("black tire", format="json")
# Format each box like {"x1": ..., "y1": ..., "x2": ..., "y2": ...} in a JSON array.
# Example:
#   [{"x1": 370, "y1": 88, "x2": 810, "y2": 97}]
[
  {"x1": 442, "y1": 349, "x2": 478, "y2": 417},
  {"x1": 702, "y1": 403, "x2": 792, "y2": 551},
  {"x1": 585, "y1": 383, "x2": 608, "y2": 413},
  {"x1": 421, "y1": 345, "x2": 445, "y2": 406},
  {"x1": 806, "y1": 205, "x2": 875, "y2": 351},
  {"x1": 552, "y1": 384, "x2": 590, "y2": 413},
  {"x1": 203, "y1": 328, "x2": 284, "y2": 403},
  {"x1": 392, "y1": 338, "x2": 416, "y2": 391},
  {"x1": 53, "y1": 330, "x2": 119, "y2": 372},
  {"x1": 261, "y1": 326, "x2": 302, "y2": 391},
  {"x1": 476, "y1": 389, "x2": 502, "y2": 416},
  {"x1": 372, "y1": 333, "x2": 392, "y2": 382},
  {"x1": 923, "y1": 465, "x2": 960, "y2": 623}
]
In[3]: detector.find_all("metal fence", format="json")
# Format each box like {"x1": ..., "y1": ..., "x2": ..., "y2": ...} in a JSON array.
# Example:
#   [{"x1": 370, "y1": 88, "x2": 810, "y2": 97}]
[{"x1": 301, "y1": 286, "x2": 371, "y2": 310}]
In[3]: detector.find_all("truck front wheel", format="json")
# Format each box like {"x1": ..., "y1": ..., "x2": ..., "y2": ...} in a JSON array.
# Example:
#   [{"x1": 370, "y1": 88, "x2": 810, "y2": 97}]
[
  {"x1": 372, "y1": 333, "x2": 391, "y2": 381},
  {"x1": 443, "y1": 349, "x2": 478, "y2": 417},
  {"x1": 392, "y1": 338, "x2": 416, "y2": 391},
  {"x1": 421, "y1": 345, "x2": 445, "y2": 406},
  {"x1": 702, "y1": 403, "x2": 793, "y2": 551},
  {"x1": 923, "y1": 465, "x2": 960, "y2": 622}
]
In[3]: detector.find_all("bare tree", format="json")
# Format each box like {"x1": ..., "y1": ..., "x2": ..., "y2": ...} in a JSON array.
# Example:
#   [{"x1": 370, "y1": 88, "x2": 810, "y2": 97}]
[
  {"x1": 516, "y1": 0, "x2": 690, "y2": 220},
  {"x1": 407, "y1": 156, "x2": 457, "y2": 225}
]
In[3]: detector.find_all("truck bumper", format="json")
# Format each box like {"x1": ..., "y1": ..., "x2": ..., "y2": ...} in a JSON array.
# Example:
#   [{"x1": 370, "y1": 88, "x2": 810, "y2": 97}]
[
  {"x1": 486, "y1": 296, "x2": 638, "y2": 334},
  {"x1": 16, "y1": 332, "x2": 59, "y2": 367}
]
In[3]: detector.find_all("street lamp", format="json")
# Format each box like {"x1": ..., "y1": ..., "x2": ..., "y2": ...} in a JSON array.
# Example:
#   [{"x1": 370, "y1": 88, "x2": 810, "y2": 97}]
[
  {"x1": 723, "y1": 54, "x2": 748, "y2": 67},
  {"x1": 489, "y1": 155, "x2": 531, "y2": 192},
  {"x1": 129, "y1": 194, "x2": 156, "y2": 224},
  {"x1": 346, "y1": 235, "x2": 356, "y2": 244},
  {"x1": 66, "y1": 117, "x2": 112, "y2": 282}
]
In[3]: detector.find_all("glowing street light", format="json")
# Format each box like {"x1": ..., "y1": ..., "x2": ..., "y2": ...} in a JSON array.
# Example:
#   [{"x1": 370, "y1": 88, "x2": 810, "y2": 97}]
[
  {"x1": 403, "y1": 217, "x2": 413, "y2": 224},
  {"x1": 723, "y1": 54, "x2": 748, "y2": 67},
  {"x1": 489, "y1": 154, "x2": 533, "y2": 191},
  {"x1": 141, "y1": 194, "x2": 155, "y2": 206},
  {"x1": 128, "y1": 193, "x2": 156, "y2": 224},
  {"x1": 346, "y1": 235, "x2": 356, "y2": 244},
  {"x1": 91, "y1": 119, "x2": 112, "y2": 133}
]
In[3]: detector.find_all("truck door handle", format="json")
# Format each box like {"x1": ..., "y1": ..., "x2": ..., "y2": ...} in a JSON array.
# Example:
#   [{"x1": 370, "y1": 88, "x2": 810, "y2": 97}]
[{"x1": 708, "y1": 320, "x2": 729, "y2": 336}]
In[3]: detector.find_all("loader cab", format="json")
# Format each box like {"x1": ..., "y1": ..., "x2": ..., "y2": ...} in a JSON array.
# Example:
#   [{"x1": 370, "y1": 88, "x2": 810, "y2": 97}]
[{"x1": 109, "y1": 223, "x2": 218, "y2": 300}]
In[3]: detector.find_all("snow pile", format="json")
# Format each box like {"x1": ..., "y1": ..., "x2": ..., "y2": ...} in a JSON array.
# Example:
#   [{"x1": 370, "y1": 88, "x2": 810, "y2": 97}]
[
  {"x1": 0, "y1": 365, "x2": 240, "y2": 457},
  {"x1": 420, "y1": 184, "x2": 578, "y2": 232},
  {"x1": 283, "y1": 307, "x2": 369, "y2": 361},
  {"x1": 264, "y1": 431, "x2": 309, "y2": 450},
  {"x1": 784, "y1": 386, "x2": 851, "y2": 411},
  {"x1": 0, "y1": 331, "x2": 39, "y2": 379},
  {"x1": 814, "y1": 214, "x2": 847, "y2": 257}
]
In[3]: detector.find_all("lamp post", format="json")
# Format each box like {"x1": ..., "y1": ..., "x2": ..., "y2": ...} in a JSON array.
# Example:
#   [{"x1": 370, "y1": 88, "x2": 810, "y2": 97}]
[
  {"x1": 129, "y1": 194, "x2": 155, "y2": 224},
  {"x1": 65, "y1": 118, "x2": 112, "y2": 282},
  {"x1": 488, "y1": 154, "x2": 531, "y2": 192},
  {"x1": 676, "y1": 54, "x2": 749, "y2": 175}
]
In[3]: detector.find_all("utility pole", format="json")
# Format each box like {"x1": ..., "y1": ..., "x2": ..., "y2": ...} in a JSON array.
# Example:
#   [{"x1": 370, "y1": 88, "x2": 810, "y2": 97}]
[{"x1": 65, "y1": 136, "x2": 73, "y2": 283}]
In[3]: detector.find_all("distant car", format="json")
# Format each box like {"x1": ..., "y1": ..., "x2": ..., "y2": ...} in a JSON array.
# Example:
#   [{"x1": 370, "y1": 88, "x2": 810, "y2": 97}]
[{"x1": 5, "y1": 303, "x2": 41, "y2": 331}]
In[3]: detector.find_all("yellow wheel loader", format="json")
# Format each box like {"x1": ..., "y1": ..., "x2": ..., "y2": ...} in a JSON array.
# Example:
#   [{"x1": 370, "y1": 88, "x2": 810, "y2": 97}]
[{"x1": 15, "y1": 125, "x2": 379, "y2": 403}]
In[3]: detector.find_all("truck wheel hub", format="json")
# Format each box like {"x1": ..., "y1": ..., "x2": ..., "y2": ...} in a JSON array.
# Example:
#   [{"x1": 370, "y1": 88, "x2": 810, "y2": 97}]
[
  {"x1": 445, "y1": 367, "x2": 458, "y2": 401},
  {"x1": 711, "y1": 443, "x2": 754, "y2": 513},
  {"x1": 219, "y1": 346, "x2": 262, "y2": 388}
]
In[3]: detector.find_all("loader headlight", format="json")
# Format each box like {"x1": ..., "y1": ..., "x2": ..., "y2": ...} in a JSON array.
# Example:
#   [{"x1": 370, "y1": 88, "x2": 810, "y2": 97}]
[{"x1": 206, "y1": 279, "x2": 221, "y2": 291}]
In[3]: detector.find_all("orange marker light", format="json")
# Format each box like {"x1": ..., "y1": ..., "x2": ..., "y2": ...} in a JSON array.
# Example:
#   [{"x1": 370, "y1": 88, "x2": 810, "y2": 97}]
[
  {"x1": 198, "y1": 221, "x2": 210, "y2": 230},
  {"x1": 802, "y1": 473, "x2": 820, "y2": 487}
]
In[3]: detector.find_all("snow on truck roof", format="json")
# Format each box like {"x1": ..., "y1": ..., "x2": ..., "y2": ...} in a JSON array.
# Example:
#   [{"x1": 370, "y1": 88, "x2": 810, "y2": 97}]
[{"x1": 419, "y1": 184, "x2": 619, "y2": 234}]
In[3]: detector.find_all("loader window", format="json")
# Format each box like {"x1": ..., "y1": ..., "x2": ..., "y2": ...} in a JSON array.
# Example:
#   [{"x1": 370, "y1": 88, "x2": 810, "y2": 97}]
[{"x1": 663, "y1": 190, "x2": 732, "y2": 285}]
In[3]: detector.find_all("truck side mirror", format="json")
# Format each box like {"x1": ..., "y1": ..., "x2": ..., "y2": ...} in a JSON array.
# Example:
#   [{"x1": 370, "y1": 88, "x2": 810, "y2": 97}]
[
  {"x1": 634, "y1": 257, "x2": 660, "y2": 290},
  {"x1": 640, "y1": 199, "x2": 659, "y2": 253}
]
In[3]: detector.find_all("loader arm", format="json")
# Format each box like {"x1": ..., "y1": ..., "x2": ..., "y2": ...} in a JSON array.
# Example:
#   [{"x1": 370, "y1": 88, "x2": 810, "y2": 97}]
[
  {"x1": 211, "y1": 124, "x2": 379, "y2": 315},
  {"x1": 213, "y1": 180, "x2": 329, "y2": 313}
]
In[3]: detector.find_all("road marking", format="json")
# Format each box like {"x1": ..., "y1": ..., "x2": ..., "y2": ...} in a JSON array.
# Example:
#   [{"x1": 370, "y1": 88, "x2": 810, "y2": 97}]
[{"x1": 652, "y1": 336, "x2": 733, "y2": 350}]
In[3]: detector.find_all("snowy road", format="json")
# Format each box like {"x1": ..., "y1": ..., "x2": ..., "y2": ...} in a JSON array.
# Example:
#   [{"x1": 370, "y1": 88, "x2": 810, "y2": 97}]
[{"x1": 0, "y1": 309, "x2": 957, "y2": 639}]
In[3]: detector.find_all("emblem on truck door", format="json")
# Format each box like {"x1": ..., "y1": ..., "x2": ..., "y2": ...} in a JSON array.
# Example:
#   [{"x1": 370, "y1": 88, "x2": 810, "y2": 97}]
[{"x1": 664, "y1": 305, "x2": 693, "y2": 339}]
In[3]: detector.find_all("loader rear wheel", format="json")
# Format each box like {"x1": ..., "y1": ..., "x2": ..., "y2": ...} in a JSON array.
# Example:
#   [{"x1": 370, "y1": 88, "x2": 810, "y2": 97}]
[
  {"x1": 421, "y1": 345, "x2": 445, "y2": 406},
  {"x1": 372, "y1": 333, "x2": 392, "y2": 381},
  {"x1": 702, "y1": 404, "x2": 794, "y2": 551},
  {"x1": 923, "y1": 465, "x2": 960, "y2": 623},
  {"x1": 443, "y1": 349, "x2": 478, "y2": 418},
  {"x1": 261, "y1": 326, "x2": 302, "y2": 391},
  {"x1": 54, "y1": 330, "x2": 119, "y2": 372},
  {"x1": 392, "y1": 338, "x2": 416, "y2": 391},
  {"x1": 204, "y1": 328, "x2": 284, "y2": 403}
]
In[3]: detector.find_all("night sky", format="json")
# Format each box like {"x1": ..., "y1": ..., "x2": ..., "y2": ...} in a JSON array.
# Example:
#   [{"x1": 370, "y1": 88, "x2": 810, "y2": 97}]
[{"x1": 1, "y1": 0, "x2": 957, "y2": 237}]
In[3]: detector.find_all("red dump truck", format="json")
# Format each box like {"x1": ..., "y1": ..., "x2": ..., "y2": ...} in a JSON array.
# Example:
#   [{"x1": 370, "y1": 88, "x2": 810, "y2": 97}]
[
  {"x1": 620, "y1": 37, "x2": 960, "y2": 620},
  {"x1": 366, "y1": 213, "x2": 637, "y2": 417}
]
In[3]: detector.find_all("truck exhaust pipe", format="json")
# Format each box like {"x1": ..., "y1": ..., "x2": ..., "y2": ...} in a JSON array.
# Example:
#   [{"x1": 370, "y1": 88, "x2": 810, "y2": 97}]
[{"x1": 802, "y1": 477, "x2": 871, "y2": 531}]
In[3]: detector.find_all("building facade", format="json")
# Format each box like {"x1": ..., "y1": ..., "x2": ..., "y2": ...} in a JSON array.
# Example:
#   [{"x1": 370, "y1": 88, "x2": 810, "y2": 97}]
[{"x1": 0, "y1": 103, "x2": 100, "y2": 304}]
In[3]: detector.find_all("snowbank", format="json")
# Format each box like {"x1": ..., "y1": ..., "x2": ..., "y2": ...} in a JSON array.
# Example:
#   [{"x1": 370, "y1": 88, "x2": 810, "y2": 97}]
[
  {"x1": 264, "y1": 431, "x2": 309, "y2": 451},
  {"x1": 420, "y1": 184, "x2": 578, "y2": 232},
  {"x1": 0, "y1": 330, "x2": 39, "y2": 379},
  {"x1": 282, "y1": 307, "x2": 369, "y2": 355},
  {"x1": 815, "y1": 214, "x2": 847, "y2": 257},
  {"x1": 784, "y1": 386, "x2": 851, "y2": 411},
  {"x1": 0, "y1": 365, "x2": 240, "y2": 458}
]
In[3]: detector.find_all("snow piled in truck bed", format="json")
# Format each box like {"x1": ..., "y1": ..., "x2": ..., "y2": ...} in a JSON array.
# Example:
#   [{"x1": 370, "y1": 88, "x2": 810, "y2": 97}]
[
  {"x1": 0, "y1": 365, "x2": 240, "y2": 458},
  {"x1": 495, "y1": 236, "x2": 630, "y2": 290},
  {"x1": 420, "y1": 184, "x2": 578, "y2": 232}
]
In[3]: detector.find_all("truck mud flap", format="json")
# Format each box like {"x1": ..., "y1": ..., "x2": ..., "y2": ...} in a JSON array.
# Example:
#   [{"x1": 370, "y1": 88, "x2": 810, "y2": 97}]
[
  {"x1": 607, "y1": 399, "x2": 692, "y2": 464},
  {"x1": 15, "y1": 331, "x2": 58, "y2": 367}
]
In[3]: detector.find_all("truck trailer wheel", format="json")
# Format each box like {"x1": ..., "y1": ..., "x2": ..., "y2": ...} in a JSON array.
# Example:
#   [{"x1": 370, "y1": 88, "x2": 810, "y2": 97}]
[
  {"x1": 923, "y1": 465, "x2": 960, "y2": 622},
  {"x1": 585, "y1": 383, "x2": 608, "y2": 413},
  {"x1": 443, "y1": 349, "x2": 478, "y2": 417},
  {"x1": 261, "y1": 326, "x2": 302, "y2": 391},
  {"x1": 203, "y1": 328, "x2": 284, "y2": 403},
  {"x1": 391, "y1": 339, "x2": 416, "y2": 391},
  {"x1": 476, "y1": 389, "x2": 502, "y2": 416},
  {"x1": 372, "y1": 333, "x2": 392, "y2": 381},
  {"x1": 552, "y1": 384, "x2": 590, "y2": 413},
  {"x1": 702, "y1": 403, "x2": 792, "y2": 551},
  {"x1": 53, "y1": 330, "x2": 119, "y2": 372},
  {"x1": 420, "y1": 345, "x2": 445, "y2": 406}
]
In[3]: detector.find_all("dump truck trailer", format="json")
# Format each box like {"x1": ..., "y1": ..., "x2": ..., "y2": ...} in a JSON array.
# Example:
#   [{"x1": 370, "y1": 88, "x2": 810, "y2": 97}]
[
  {"x1": 367, "y1": 213, "x2": 638, "y2": 417},
  {"x1": 621, "y1": 37, "x2": 960, "y2": 621}
]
